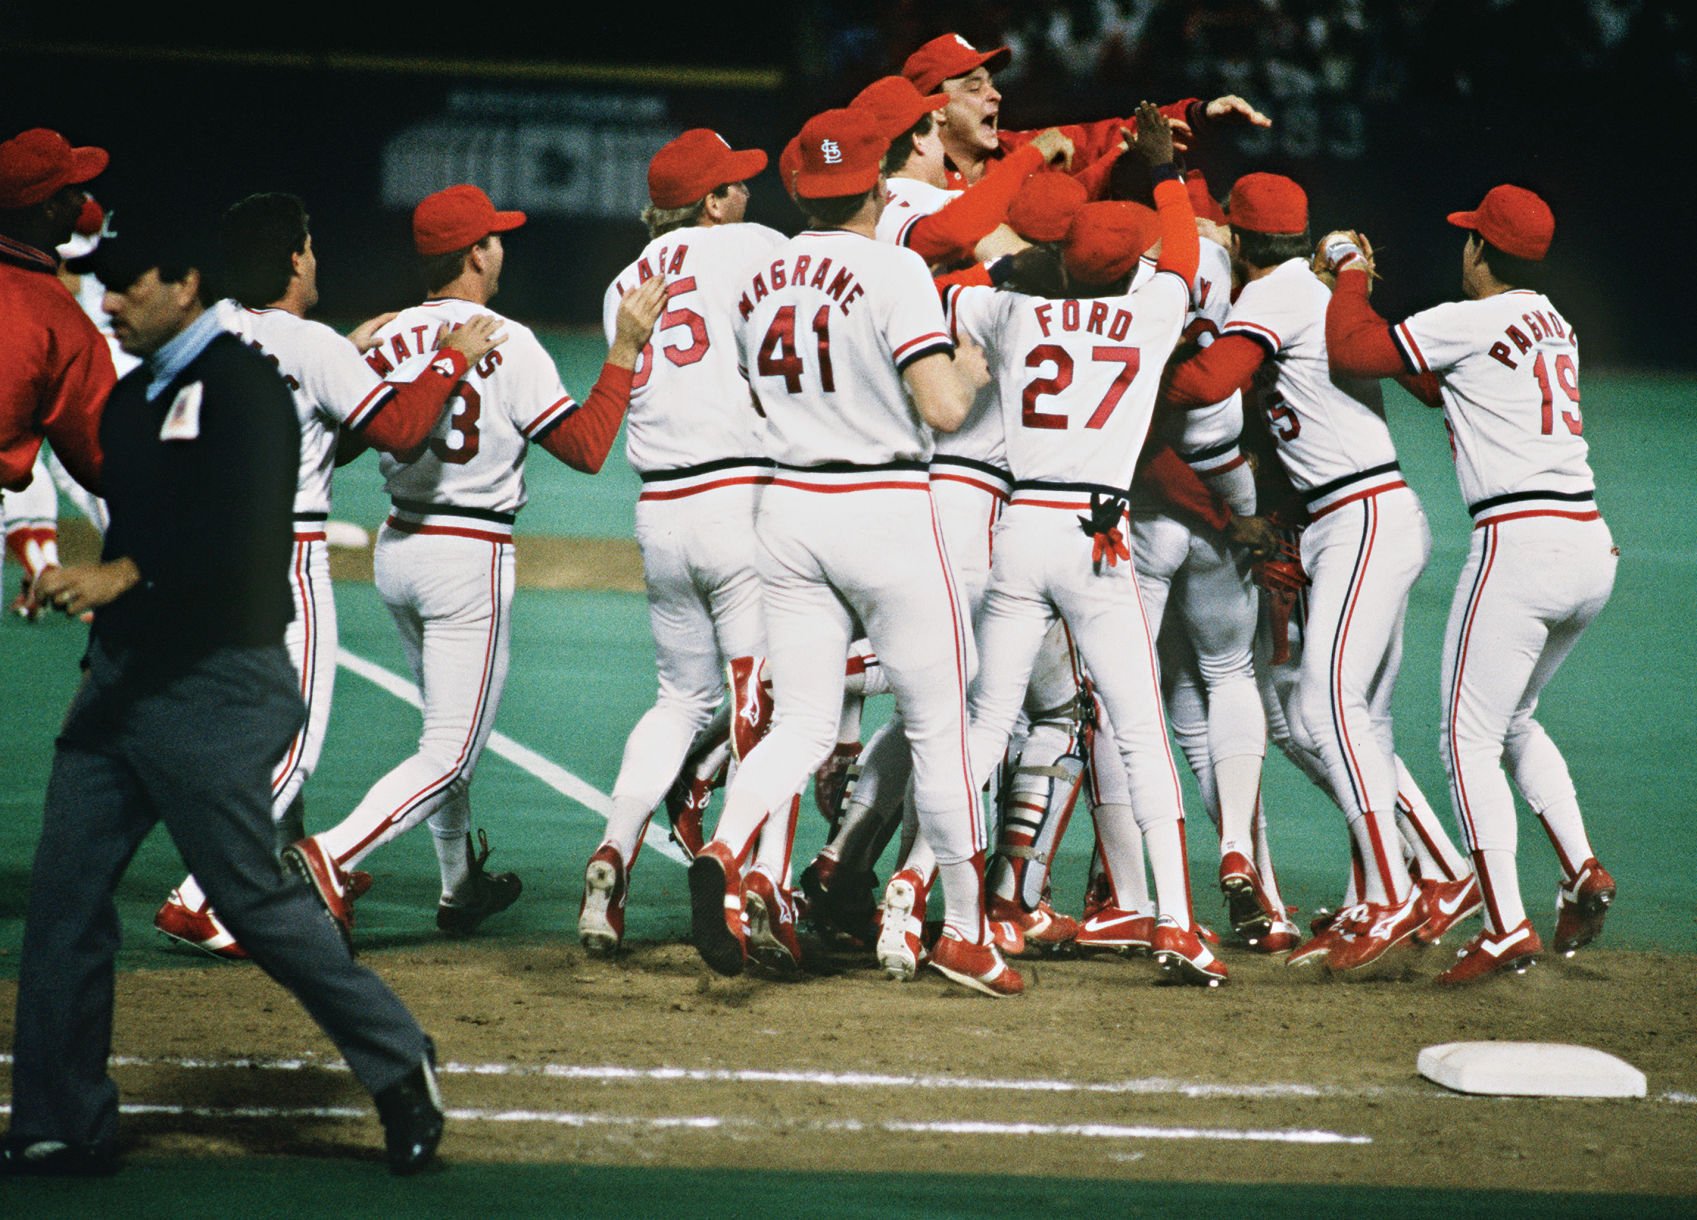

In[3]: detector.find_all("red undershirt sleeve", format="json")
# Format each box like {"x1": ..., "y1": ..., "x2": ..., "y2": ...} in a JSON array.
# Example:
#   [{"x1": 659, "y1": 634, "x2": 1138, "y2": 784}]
[
  {"x1": 1152, "y1": 176, "x2": 1200, "y2": 287},
  {"x1": 1164, "y1": 333, "x2": 1266, "y2": 408},
  {"x1": 357, "y1": 348, "x2": 470, "y2": 453},
  {"x1": 534, "y1": 362, "x2": 634, "y2": 474},
  {"x1": 1137, "y1": 443, "x2": 1232, "y2": 532}
]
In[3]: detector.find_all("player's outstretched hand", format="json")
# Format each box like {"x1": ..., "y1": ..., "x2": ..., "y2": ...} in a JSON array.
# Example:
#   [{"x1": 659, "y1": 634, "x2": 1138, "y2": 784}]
[
  {"x1": 1128, "y1": 102, "x2": 1174, "y2": 167},
  {"x1": 437, "y1": 314, "x2": 508, "y2": 363},
  {"x1": 1030, "y1": 128, "x2": 1076, "y2": 171},
  {"x1": 1204, "y1": 95, "x2": 1273, "y2": 128},
  {"x1": 1225, "y1": 514, "x2": 1279, "y2": 560},
  {"x1": 609, "y1": 276, "x2": 670, "y2": 368},
  {"x1": 346, "y1": 311, "x2": 401, "y2": 352}
]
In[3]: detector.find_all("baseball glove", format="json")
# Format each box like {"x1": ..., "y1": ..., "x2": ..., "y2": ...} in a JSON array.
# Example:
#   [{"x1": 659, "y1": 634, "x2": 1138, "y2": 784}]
[{"x1": 1311, "y1": 229, "x2": 1376, "y2": 292}]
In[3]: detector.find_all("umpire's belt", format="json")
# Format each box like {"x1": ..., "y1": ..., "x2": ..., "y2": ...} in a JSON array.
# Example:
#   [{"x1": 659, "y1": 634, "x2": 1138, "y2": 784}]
[{"x1": 1303, "y1": 462, "x2": 1406, "y2": 519}]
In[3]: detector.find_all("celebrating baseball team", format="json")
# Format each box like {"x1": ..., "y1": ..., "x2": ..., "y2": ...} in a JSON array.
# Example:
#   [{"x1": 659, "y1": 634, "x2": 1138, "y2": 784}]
[{"x1": 1, "y1": 28, "x2": 1619, "y2": 1175}]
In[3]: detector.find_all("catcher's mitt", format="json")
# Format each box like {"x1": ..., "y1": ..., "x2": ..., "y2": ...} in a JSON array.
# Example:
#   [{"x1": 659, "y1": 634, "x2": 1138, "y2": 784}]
[{"x1": 1311, "y1": 229, "x2": 1377, "y2": 292}]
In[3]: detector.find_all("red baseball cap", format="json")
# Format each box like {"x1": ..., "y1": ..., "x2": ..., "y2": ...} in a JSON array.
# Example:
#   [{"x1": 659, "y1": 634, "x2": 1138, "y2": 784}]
[
  {"x1": 1447, "y1": 184, "x2": 1554, "y2": 261},
  {"x1": 778, "y1": 136, "x2": 803, "y2": 202},
  {"x1": 851, "y1": 76, "x2": 948, "y2": 141},
  {"x1": 1227, "y1": 172, "x2": 1308, "y2": 235},
  {"x1": 648, "y1": 128, "x2": 768, "y2": 209},
  {"x1": 1185, "y1": 169, "x2": 1228, "y2": 226},
  {"x1": 794, "y1": 108, "x2": 885, "y2": 200},
  {"x1": 412, "y1": 185, "x2": 526, "y2": 256},
  {"x1": 1008, "y1": 171, "x2": 1087, "y2": 244},
  {"x1": 0, "y1": 128, "x2": 108, "y2": 209},
  {"x1": 1065, "y1": 200, "x2": 1160, "y2": 286},
  {"x1": 902, "y1": 33, "x2": 1011, "y2": 95}
]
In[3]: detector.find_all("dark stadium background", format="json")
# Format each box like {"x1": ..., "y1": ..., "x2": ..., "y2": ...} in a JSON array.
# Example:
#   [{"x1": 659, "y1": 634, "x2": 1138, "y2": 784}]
[{"x1": 6, "y1": 2, "x2": 1693, "y2": 367}]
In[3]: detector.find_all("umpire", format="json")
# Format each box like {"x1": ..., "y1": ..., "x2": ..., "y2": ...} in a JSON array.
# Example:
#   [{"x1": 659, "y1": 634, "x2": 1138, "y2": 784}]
[{"x1": 3, "y1": 205, "x2": 443, "y2": 1176}]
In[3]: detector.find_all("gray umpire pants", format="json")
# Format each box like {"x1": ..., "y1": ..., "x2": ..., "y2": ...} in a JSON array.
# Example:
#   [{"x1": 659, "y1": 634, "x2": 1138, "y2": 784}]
[{"x1": 8, "y1": 638, "x2": 428, "y2": 1151}]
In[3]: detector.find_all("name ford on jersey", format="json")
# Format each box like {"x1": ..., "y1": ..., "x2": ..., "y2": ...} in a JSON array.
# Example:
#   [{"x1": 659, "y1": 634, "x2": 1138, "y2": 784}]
[{"x1": 1031, "y1": 298, "x2": 1140, "y2": 342}]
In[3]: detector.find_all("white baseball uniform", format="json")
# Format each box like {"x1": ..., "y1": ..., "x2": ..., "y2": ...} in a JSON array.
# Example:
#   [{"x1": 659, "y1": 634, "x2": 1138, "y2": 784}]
[
  {"x1": 709, "y1": 228, "x2": 984, "y2": 914},
  {"x1": 1393, "y1": 289, "x2": 1614, "y2": 931},
  {"x1": 952, "y1": 265, "x2": 1195, "y2": 927},
  {"x1": 596, "y1": 221, "x2": 787, "y2": 869},
  {"x1": 1221, "y1": 258, "x2": 1430, "y2": 906},
  {"x1": 311, "y1": 297, "x2": 581, "y2": 873},
  {"x1": 1128, "y1": 239, "x2": 1266, "y2": 863}
]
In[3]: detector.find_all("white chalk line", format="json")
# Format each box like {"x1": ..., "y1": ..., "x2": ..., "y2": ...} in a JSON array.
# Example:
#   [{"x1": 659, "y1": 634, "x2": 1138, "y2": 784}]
[
  {"x1": 5, "y1": 1054, "x2": 1691, "y2": 1106},
  {"x1": 0, "y1": 1102, "x2": 1368, "y2": 1146},
  {"x1": 336, "y1": 647, "x2": 686, "y2": 865}
]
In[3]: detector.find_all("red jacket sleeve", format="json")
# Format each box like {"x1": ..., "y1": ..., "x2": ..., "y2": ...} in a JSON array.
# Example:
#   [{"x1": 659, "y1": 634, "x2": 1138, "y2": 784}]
[
  {"x1": 907, "y1": 145, "x2": 1045, "y2": 266},
  {"x1": 1152, "y1": 176, "x2": 1199, "y2": 288},
  {"x1": 535, "y1": 362, "x2": 634, "y2": 474},
  {"x1": 1164, "y1": 333, "x2": 1265, "y2": 409},
  {"x1": 1000, "y1": 99, "x2": 1199, "y2": 200},
  {"x1": 1136, "y1": 443, "x2": 1232, "y2": 532},
  {"x1": 356, "y1": 348, "x2": 470, "y2": 453},
  {"x1": 35, "y1": 312, "x2": 115, "y2": 496}
]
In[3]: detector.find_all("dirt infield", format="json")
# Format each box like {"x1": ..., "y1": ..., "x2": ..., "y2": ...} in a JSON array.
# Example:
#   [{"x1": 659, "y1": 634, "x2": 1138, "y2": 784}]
[{"x1": 7, "y1": 937, "x2": 1692, "y2": 1195}]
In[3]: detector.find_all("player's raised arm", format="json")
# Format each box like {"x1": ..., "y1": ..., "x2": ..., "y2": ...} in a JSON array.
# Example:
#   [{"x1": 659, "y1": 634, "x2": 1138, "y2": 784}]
[
  {"x1": 1130, "y1": 102, "x2": 1200, "y2": 288},
  {"x1": 534, "y1": 275, "x2": 665, "y2": 473}
]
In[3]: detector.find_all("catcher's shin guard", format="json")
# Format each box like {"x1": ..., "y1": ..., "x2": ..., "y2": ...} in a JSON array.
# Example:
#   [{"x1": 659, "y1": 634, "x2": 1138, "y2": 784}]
[{"x1": 1000, "y1": 742, "x2": 1088, "y2": 914}]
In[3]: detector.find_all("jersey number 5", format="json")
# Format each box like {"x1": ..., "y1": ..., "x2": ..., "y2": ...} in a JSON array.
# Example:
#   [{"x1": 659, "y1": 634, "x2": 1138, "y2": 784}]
[
  {"x1": 1021, "y1": 344, "x2": 1140, "y2": 430},
  {"x1": 1532, "y1": 351, "x2": 1581, "y2": 436},
  {"x1": 631, "y1": 277, "x2": 710, "y2": 391},
  {"x1": 757, "y1": 305, "x2": 835, "y2": 393}
]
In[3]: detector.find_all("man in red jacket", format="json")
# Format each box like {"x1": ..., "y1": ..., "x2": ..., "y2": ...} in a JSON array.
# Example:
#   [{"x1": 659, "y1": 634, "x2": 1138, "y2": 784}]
[{"x1": 0, "y1": 128, "x2": 114, "y2": 498}]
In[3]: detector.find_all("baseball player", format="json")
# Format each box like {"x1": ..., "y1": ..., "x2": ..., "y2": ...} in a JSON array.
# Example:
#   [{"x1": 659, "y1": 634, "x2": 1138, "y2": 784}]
[
  {"x1": 953, "y1": 104, "x2": 1227, "y2": 986},
  {"x1": 689, "y1": 106, "x2": 1019, "y2": 997},
  {"x1": 1322, "y1": 186, "x2": 1617, "y2": 982},
  {"x1": 900, "y1": 33, "x2": 1270, "y2": 198},
  {"x1": 284, "y1": 185, "x2": 664, "y2": 941},
  {"x1": 1166, "y1": 172, "x2": 1447, "y2": 974},
  {"x1": 577, "y1": 129, "x2": 787, "y2": 957},
  {"x1": 152, "y1": 192, "x2": 507, "y2": 958}
]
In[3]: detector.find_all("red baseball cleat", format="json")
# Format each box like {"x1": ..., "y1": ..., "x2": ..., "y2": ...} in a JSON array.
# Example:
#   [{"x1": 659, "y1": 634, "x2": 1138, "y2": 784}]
[
  {"x1": 282, "y1": 836, "x2": 355, "y2": 950},
  {"x1": 1325, "y1": 888, "x2": 1429, "y2": 974},
  {"x1": 689, "y1": 842, "x2": 746, "y2": 977},
  {"x1": 986, "y1": 894, "x2": 1078, "y2": 956},
  {"x1": 1553, "y1": 858, "x2": 1615, "y2": 956},
  {"x1": 578, "y1": 843, "x2": 628, "y2": 957},
  {"x1": 154, "y1": 894, "x2": 248, "y2": 961},
  {"x1": 929, "y1": 928, "x2": 1024, "y2": 997},
  {"x1": 875, "y1": 868, "x2": 928, "y2": 980},
  {"x1": 1073, "y1": 906, "x2": 1156, "y2": 956},
  {"x1": 1152, "y1": 917, "x2": 1228, "y2": 987},
  {"x1": 1414, "y1": 873, "x2": 1482, "y2": 945},
  {"x1": 1436, "y1": 919, "x2": 1541, "y2": 985},
  {"x1": 744, "y1": 868, "x2": 804, "y2": 975}
]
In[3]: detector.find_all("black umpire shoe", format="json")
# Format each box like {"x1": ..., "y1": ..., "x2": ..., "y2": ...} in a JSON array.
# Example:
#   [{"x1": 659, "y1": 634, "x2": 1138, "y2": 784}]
[
  {"x1": 436, "y1": 830, "x2": 522, "y2": 936},
  {"x1": 0, "y1": 1136, "x2": 120, "y2": 1177},
  {"x1": 375, "y1": 1039, "x2": 444, "y2": 1175}
]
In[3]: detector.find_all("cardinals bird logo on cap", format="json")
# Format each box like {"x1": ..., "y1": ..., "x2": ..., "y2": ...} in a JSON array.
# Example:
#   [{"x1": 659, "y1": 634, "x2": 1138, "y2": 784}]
[{"x1": 822, "y1": 139, "x2": 842, "y2": 165}]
